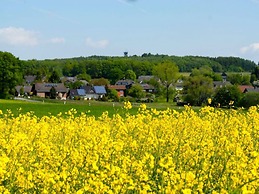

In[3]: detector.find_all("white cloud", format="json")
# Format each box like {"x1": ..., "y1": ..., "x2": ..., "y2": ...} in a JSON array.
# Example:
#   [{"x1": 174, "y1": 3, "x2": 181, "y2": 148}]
[
  {"x1": 85, "y1": 38, "x2": 109, "y2": 49},
  {"x1": 49, "y1": 37, "x2": 65, "y2": 44},
  {"x1": 0, "y1": 27, "x2": 38, "y2": 46},
  {"x1": 240, "y1": 43, "x2": 259, "y2": 53}
]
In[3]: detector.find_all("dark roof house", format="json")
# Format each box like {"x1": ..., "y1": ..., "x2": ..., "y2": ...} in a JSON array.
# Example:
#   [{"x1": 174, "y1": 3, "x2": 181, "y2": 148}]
[
  {"x1": 244, "y1": 88, "x2": 259, "y2": 93},
  {"x1": 69, "y1": 89, "x2": 87, "y2": 99},
  {"x1": 213, "y1": 81, "x2": 231, "y2": 89},
  {"x1": 115, "y1": 79, "x2": 135, "y2": 89},
  {"x1": 32, "y1": 83, "x2": 68, "y2": 98},
  {"x1": 140, "y1": 83, "x2": 155, "y2": 93},
  {"x1": 24, "y1": 75, "x2": 36, "y2": 84},
  {"x1": 69, "y1": 85, "x2": 107, "y2": 100},
  {"x1": 138, "y1": 75, "x2": 155, "y2": 83},
  {"x1": 15, "y1": 85, "x2": 32, "y2": 96}
]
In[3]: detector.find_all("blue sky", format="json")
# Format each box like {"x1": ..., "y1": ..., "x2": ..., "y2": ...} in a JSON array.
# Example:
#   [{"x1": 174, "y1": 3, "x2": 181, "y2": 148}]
[{"x1": 1, "y1": 0, "x2": 259, "y2": 63}]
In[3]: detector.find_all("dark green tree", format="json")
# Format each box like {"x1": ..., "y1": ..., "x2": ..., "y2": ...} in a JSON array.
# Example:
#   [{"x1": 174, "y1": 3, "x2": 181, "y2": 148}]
[
  {"x1": 50, "y1": 86, "x2": 57, "y2": 99},
  {"x1": 49, "y1": 70, "x2": 61, "y2": 83},
  {"x1": 239, "y1": 92, "x2": 259, "y2": 108},
  {"x1": 0, "y1": 51, "x2": 23, "y2": 99},
  {"x1": 212, "y1": 85, "x2": 242, "y2": 108},
  {"x1": 153, "y1": 61, "x2": 179, "y2": 102},
  {"x1": 250, "y1": 66, "x2": 259, "y2": 83},
  {"x1": 35, "y1": 70, "x2": 44, "y2": 82},
  {"x1": 109, "y1": 67, "x2": 124, "y2": 84}
]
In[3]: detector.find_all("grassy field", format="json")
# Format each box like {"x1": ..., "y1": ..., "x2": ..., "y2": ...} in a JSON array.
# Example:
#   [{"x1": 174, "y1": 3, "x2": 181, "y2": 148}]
[{"x1": 0, "y1": 99, "x2": 189, "y2": 118}]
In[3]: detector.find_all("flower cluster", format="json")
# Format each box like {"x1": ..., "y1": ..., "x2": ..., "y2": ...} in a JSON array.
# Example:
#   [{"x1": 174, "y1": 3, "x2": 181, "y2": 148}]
[
  {"x1": 123, "y1": 101, "x2": 132, "y2": 110},
  {"x1": 0, "y1": 105, "x2": 259, "y2": 193}
]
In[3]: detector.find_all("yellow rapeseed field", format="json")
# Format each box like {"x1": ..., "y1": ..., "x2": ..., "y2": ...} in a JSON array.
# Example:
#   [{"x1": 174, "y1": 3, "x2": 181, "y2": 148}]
[{"x1": 0, "y1": 103, "x2": 259, "y2": 193}]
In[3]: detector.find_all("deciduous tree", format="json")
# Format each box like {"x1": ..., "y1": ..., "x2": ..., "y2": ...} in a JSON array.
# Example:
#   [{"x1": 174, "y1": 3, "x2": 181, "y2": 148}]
[
  {"x1": 128, "y1": 84, "x2": 145, "y2": 99},
  {"x1": 0, "y1": 51, "x2": 22, "y2": 98},
  {"x1": 183, "y1": 75, "x2": 213, "y2": 106},
  {"x1": 49, "y1": 70, "x2": 61, "y2": 83},
  {"x1": 153, "y1": 61, "x2": 179, "y2": 102},
  {"x1": 50, "y1": 86, "x2": 57, "y2": 99}
]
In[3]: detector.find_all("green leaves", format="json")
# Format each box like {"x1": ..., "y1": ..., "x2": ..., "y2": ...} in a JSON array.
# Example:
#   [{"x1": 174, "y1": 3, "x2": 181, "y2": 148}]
[{"x1": 0, "y1": 51, "x2": 22, "y2": 99}]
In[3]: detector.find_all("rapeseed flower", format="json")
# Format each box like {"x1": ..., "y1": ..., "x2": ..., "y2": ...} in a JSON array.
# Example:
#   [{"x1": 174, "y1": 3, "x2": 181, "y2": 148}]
[{"x1": 0, "y1": 105, "x2": 258, "y2": 193}]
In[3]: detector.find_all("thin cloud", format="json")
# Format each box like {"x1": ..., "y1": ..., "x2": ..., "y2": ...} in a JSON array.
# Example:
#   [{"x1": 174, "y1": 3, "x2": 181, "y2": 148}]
[
  {"x1": 85, "y1": 38, "x2": 109, "y2": 49},
  {"x1": 240, "y1": 43, "x2": 259, "y2": 53},
  {"x1": 49, "y1": 37, "x2": 65, "y2": 44},
  {"x1": 32, "y1": 7, "x2": 81, "y2": 25},
  {"x1": 116, "y1": 0, "x2": 147, "y2": 13},
  {"x1": 0, "y1": 27, "x2": 38, "y2": 46}
]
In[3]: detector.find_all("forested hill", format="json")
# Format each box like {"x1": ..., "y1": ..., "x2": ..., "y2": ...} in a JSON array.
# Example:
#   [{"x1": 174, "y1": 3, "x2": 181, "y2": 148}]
[{"x1": 22, "y1": 54, "x2": 257, "y2": 81}]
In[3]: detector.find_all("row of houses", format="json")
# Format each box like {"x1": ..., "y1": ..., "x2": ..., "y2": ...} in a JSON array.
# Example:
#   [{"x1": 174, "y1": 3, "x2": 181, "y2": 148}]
[
  {"x1": 15, "y1": 83, "x2": 106, "y2": 100},
  {"x1": 16, "y1": 74, "x2": 259, "y2": 100},
  {"x1": 15, "y1": 78, "x2": 156, "y2": 100}
]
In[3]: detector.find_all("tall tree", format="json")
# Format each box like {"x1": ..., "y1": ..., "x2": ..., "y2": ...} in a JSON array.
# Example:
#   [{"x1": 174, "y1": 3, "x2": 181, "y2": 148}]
[
  {"x1": 153, "y1": 61, "x2": 179, "y2": 102},
  {"x1": 183, "y1": 75, "x2": 213, "y2": 106},
  {"x1": 0, "y1": 51, "x2": 22, "y2": 99},
  {"x1": 125, "y1": 70, "x2": 136, "y2": 81},
  {"x1": 49, "y1": 70, "x2": 61, "y2": 83},
  {"x1": 50, "y1": 86, "x2": 57, "y2": 99},
  {"x1": 250, "y1": 66, "x2": 259, "y2": 83}
]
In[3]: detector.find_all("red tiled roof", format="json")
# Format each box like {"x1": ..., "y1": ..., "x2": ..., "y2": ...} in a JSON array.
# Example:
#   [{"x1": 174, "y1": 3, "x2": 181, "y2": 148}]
[
  {"x1": 108, "y1": 85, "x2": 126, "y2": 90},
  {"x1": 239, "y1": 85, "x2": 254, "y2": 93}
]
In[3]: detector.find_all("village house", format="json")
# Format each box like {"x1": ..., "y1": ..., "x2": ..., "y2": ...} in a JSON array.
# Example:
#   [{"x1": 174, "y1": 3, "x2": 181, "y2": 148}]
[
  {"x1": 107, "y1": 85, "x2": 127, "y2": 97},
  {"x1": 32, "y1": 83, "x2": 68, "y2": 99},
  {"x1": 243, "y1": 87, "x2": 259, "y2": 93},
  {"x1": 140, "y1": 83, "x2": 155, "y2": 93},
  {"x1": 115, "y1": 79, "x2": 135, "y2": 89},
  {"x1": 239, "y1": 85, "x2": 255, "y2": 93},
  {"x1": 15, "y1": 85, "x2": 33, "y2": 96},
  {"x1": 70, "y1": 85, "x2": 107, "y2": 100},
  {"x1": 24, "y1": 75, "x2": 36, "y2": 84},
  {"x1": 138, "y1": 75, "x2": 155, "y2": 83}
]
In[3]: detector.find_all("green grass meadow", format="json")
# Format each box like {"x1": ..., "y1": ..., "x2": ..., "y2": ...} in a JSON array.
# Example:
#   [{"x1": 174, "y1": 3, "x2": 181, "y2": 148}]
[
  {"x1": 0, "y1": 99, "x2": 192, "y2": 118},
  {"x1": 0, "y1": 99, "x2": 125, "y2": 118},
  {"x1": 0, "y1": 99, "x2": 200, "y2": 117}
]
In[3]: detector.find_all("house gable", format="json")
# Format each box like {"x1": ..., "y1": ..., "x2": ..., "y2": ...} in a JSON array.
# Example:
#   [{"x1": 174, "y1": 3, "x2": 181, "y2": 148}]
[{"x1": 33, "y1": 83, "x2": 68, "y2": 98}]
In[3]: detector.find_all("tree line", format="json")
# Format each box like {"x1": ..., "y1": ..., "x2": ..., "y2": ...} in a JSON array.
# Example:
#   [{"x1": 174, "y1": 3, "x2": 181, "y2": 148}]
[{"x1": 21, "y1": 54, "x2": 257, "y2": 85}]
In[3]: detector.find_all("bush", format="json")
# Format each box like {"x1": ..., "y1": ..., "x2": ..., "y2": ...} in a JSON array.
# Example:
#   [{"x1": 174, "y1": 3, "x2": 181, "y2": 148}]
[
  {"x1": 239, "y1": 92, "x2": 259, "y2": 108},
  {"x1": 212, "y1": 85, "x2": 242, "y2": 108}
]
